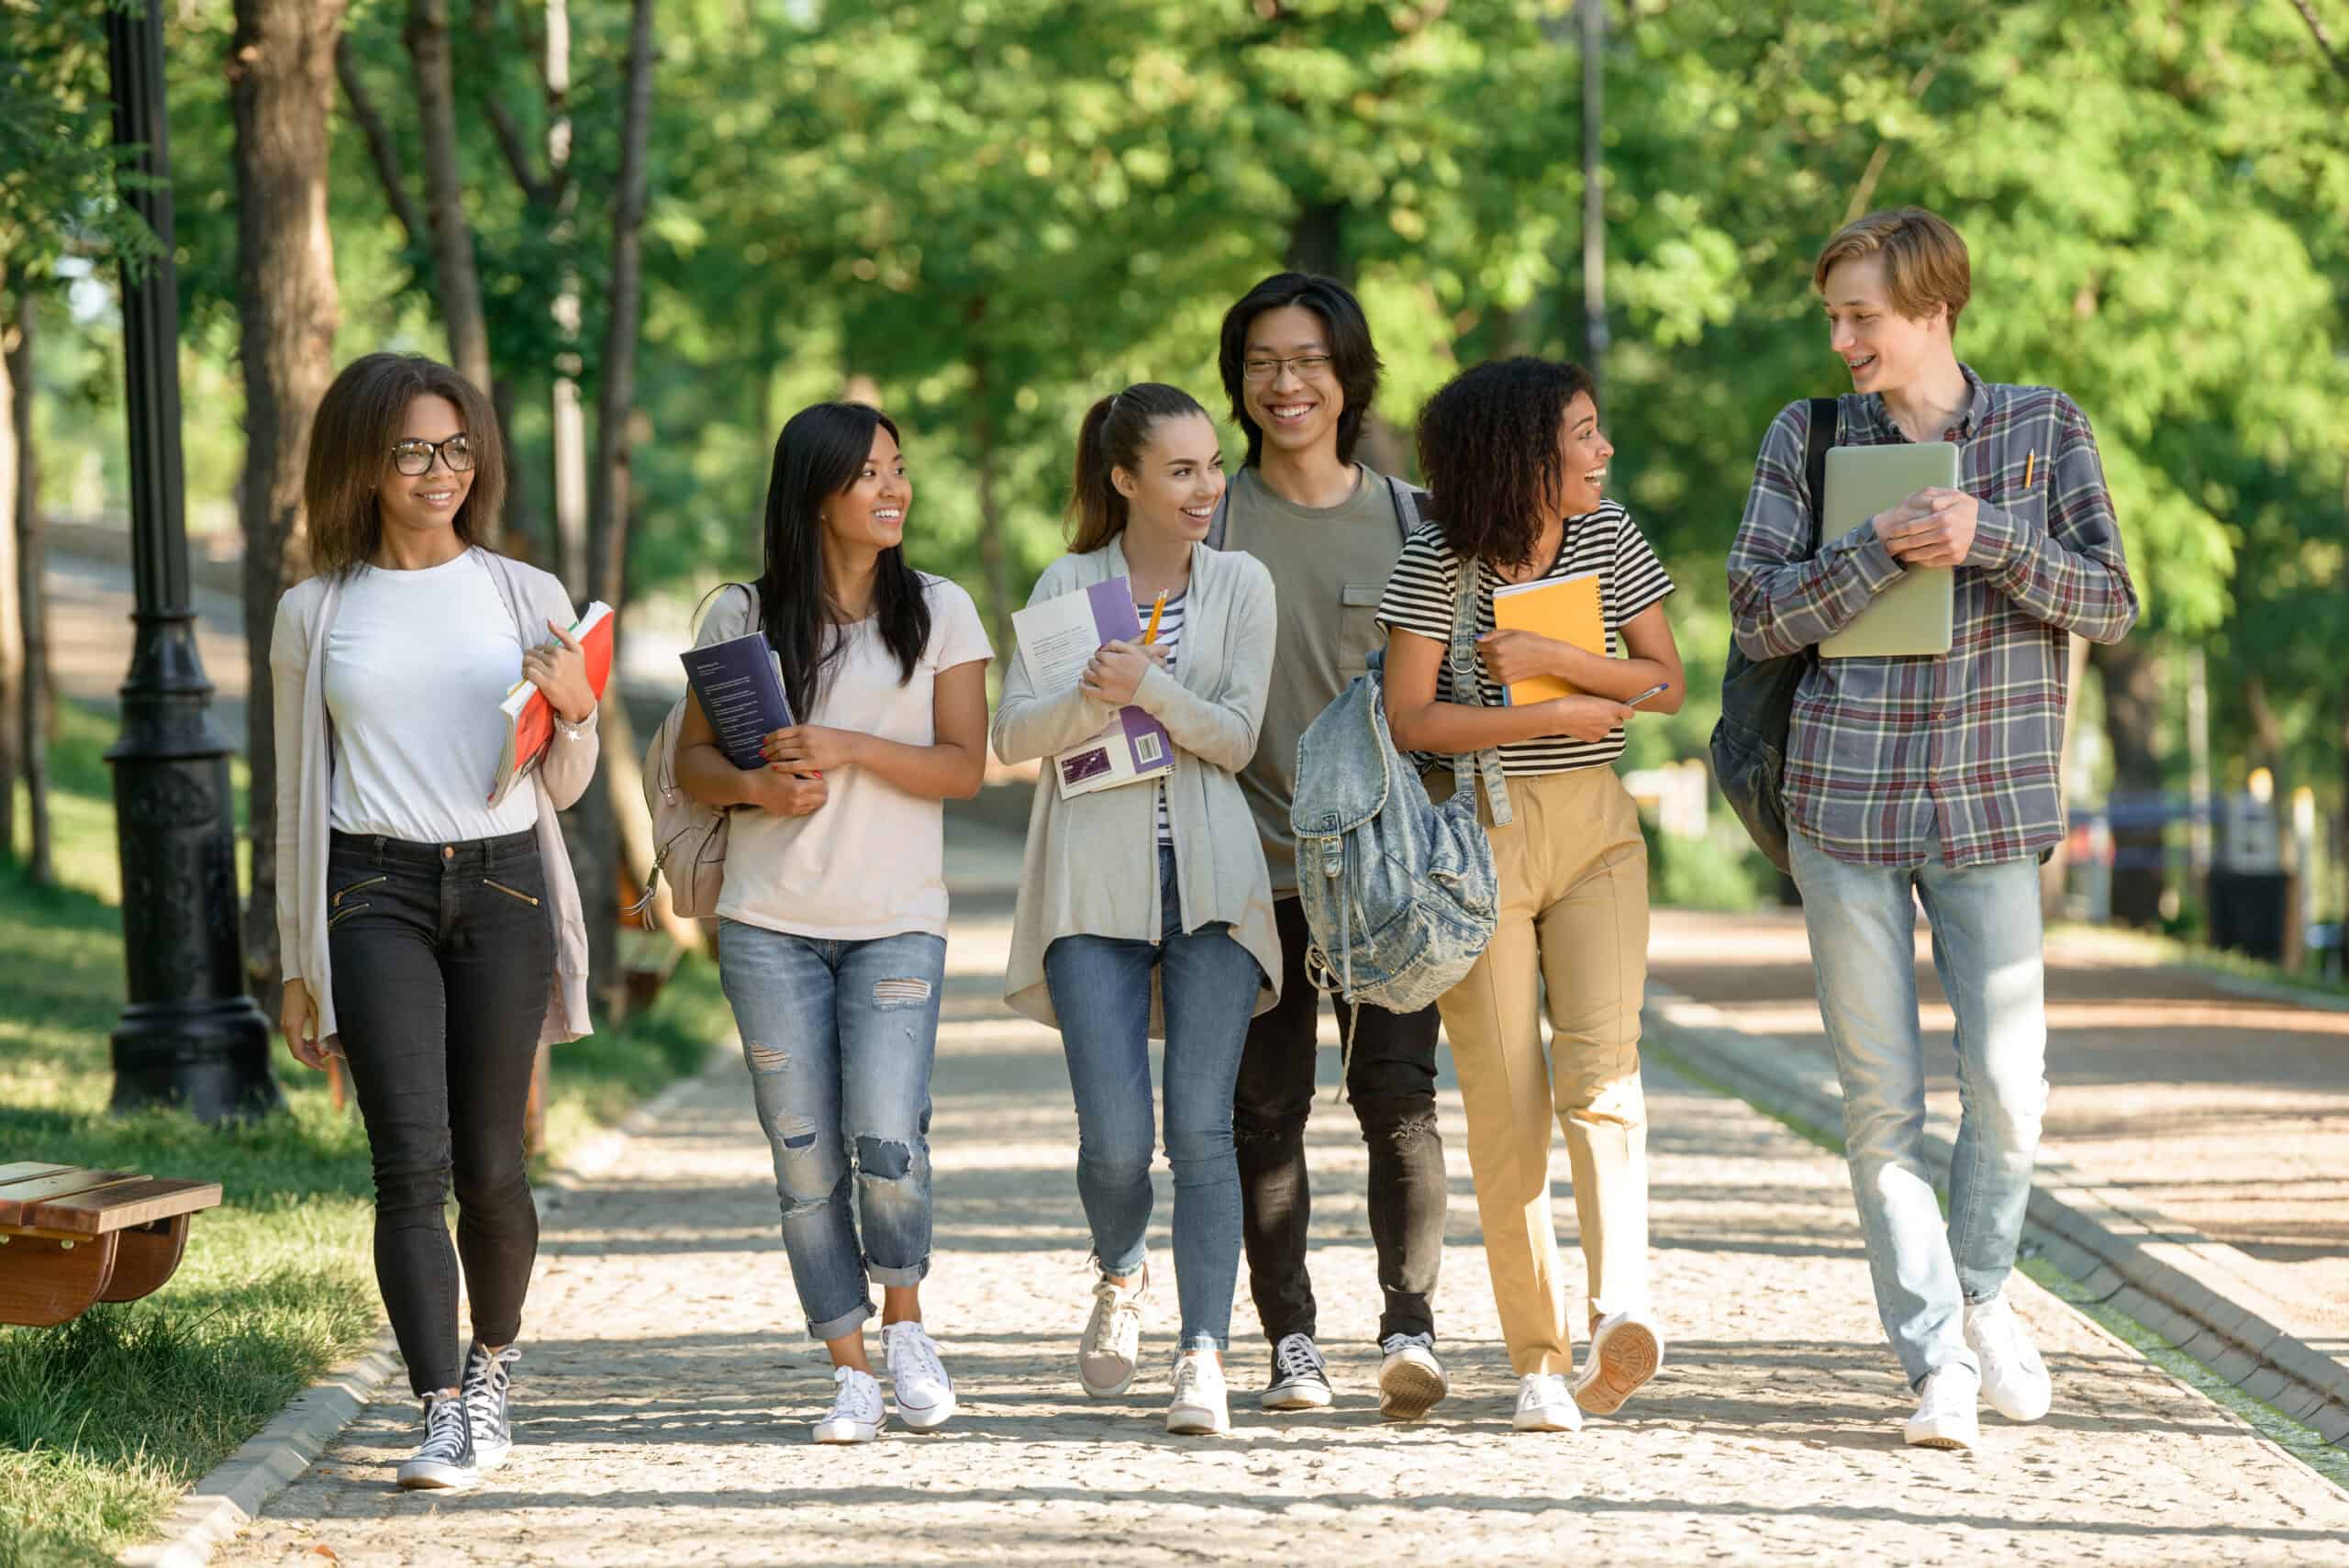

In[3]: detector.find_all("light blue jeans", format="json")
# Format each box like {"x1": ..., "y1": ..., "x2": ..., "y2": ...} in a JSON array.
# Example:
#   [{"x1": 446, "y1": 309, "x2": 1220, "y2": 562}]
[
  {"x1": 1042, "y1": 847, "x2": 1264, "y2": 1351},
  {"x1": 1788, "y1": 833, "x2": 2049, "y2": 1388},
  {"x1": 718, "y1": 920, "x2": 946, "y2": 1342}
]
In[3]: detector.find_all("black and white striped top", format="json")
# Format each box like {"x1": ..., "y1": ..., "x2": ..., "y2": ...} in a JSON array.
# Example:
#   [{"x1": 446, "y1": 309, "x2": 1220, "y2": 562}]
[
  {"x1": 1142, "y1": 592, "x2": 1186, "y2": 844},
  {"x1": 1375, "y1": 503, "x2": 1674, "y2": 776}
]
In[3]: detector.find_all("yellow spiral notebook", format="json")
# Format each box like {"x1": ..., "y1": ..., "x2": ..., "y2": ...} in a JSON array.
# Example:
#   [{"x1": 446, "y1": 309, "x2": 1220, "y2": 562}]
[{"x1": 1490, "y1": 571, "x2": 1605, "y2": 705}]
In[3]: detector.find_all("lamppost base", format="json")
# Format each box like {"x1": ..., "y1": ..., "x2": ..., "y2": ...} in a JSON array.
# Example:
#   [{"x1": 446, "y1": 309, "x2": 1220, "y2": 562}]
[{"x1": 108, "y1": 996, "x2": 282, "y2": 1122}]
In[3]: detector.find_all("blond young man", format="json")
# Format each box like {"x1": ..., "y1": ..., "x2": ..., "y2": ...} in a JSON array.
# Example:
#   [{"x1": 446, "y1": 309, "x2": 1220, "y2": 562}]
[{"x1": 1726, "y1": 207, "x2": 2138, "y2": 1450}]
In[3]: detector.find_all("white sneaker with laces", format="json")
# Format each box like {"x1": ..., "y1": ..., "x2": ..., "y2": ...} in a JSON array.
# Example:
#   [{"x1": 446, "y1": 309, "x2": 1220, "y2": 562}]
[
  {"x1": 881, "y1": 1321, "x2": 956, "y2": 1432},
  {"x1": 1572, "y1": 1310, "x2": 1664, "y2": 1416},
  {"x1": 812, "y1": 1365, "x2": 886, "y2": 1444},
  {"x1": 1377, "y1": 1331, "x2": 1447, "y2": 1421},
  {"x1": 1079, "y1": 1262, "x2": 1147, "y2": 1397},
  {"x1": 395, "y1": 1392, "x2": 479, "y2": 1489},
  {"x1": 1904, "y1": 1364, "x2": 1981, "y2": 1451},
  {"x1": 1167, "y1": 1351, "x2": 1231, "y2": 1436},
  {"x1": 1260, "y1": 1331, "x2": 1334, "y2": 1411},
  {"x1": 1964, "y1": 1296, "x2": 2052, "y2": 1422},
  {"x1": 1512, "y1": 1373, "x2": 1583, "y2": 1432}
]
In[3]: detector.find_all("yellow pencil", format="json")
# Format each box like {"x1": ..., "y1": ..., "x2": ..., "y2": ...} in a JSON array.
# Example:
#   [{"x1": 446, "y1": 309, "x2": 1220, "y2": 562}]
[
  {"x1": 2024, "y1": 450, "x2": 2036, "y2": 489},
  {"x1": 1141, "y1": 590, "x2": 1168, "y2": 645}
]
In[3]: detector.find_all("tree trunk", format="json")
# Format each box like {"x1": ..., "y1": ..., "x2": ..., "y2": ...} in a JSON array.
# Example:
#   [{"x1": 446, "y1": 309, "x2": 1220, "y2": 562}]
[
  {"x1": 232, "y1": 0, "x2": 346, "y2": 1001},
  {"x1": 1285, "y1": 198, "x2": 1347, "y2": 279},
  {"x1": 572, "y1": 0, "x2": 658, "y2": 1021},
  {"x1": 966, "y1": 346, "x2": 1016, "y2": 665},
  {"x1": 543, "y1": 0, "x2": 589, "y2": 601},
  {"x1": 0, "y1": 263, "x2": 22, "y2": 868},
  {"x1": 404, "y1": 0, "x2": 496, "y2": 495},
  {"x1": 6, "y1": 284, "x2": 50, "y2": 884},
  {"x1": 2091, "y1": 636, "x2": 2165, "y2": 928}
]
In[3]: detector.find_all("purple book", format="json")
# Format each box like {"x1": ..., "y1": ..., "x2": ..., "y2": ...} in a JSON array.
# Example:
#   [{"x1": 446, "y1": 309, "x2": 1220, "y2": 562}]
[
  {"x1": 1009, "y1": 574, "x2": 1177, "y2": 799},
  {"x1": 679, "y1": 632, "x2": 796, "y2": 771}
]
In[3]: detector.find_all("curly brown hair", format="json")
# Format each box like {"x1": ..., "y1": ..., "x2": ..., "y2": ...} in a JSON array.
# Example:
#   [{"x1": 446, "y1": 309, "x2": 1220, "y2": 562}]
[
  {"x1": 1415, "y1": 357, "x2": 1597, "y2": 572},
  {"x1": 303, "y1": 353, "x2": 507, "y2": 577}
]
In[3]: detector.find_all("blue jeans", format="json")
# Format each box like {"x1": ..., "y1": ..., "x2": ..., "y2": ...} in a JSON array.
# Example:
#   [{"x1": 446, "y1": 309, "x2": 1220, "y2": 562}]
[
  {"x1": 1789, "y1": 833, "x2": 2049, "y2": 1387},
  {"x1": 1043, "y1": 847, "x2": 1263, "y2": 1351},
  {"x1": 718, "y1": 920, "x2": 947, "y2": 1342}
]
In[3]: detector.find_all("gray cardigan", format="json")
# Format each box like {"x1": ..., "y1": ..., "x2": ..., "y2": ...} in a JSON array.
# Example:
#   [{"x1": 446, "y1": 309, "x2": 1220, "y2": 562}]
[
  {"x1": 271, "y1": 549, "x2": 600, "y2": 1048},
  {"x1": 993, "y1": 538, "x2": 1283, "y2": 1033}
]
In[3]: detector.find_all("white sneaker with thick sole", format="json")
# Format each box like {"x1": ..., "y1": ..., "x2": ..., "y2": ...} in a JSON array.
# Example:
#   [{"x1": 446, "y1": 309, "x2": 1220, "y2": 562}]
[
  {"x1": 812, "y1": 1365, "x2": 886, "y2": 1444},
  {"x1": 1904, "y1": 1364, "x2": 1981, "y2": 1451},
  {"x1": 1167, "y1": 1351, "x2": 1231, "y2": 1436},
  {"x1": 1572, "y1": 1311, "x2": 1664, "y2": 1416},
  {"x1": 1512, "y1": 1373, "x2": 1583, "y2": 1432},
  {"x1": 1260, "y1": 1331, "x2": 1334, "y2": 1411},
  {"x1": 1079, "y1": 1262, "x2": 1147, "y2": 1397},
  {"x1": 882, "y1": 1321, "x2": 957, "y2": 1432},
  {"x1": 1964, "y1": 1296, "x2": 2052, "y2": 1422},
  {"x1": 1377, "y1": 1332, "x2": 1447, "y2": 1421}
]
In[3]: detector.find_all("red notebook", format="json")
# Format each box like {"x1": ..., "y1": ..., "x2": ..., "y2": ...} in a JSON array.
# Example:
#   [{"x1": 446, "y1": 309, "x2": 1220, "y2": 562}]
[{"x1": 489, "y1": 601, "x2": 614, "y2": 806}]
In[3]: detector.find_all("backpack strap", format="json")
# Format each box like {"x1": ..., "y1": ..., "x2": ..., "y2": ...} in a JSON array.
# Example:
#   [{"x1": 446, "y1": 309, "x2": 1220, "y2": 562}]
[
  {"x1": 1204, "y1": 487, "x2": 1231, "y2": 551},
  {"x1": 1386, "y1": 473, "x2": 1424, "y2": 542},
  {"x1": 1445, "y1": 550, "x2": 1514, "y2": 828},
  {"x1": 1803, "y1": 396, "x2": 1836, "y2": 553}
]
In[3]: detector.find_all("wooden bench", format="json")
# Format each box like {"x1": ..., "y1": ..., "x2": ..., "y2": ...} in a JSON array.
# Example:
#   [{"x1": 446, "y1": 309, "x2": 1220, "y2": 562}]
[{"x1": 0, "y1": 1162, "x2": 223, "y2": 1328}]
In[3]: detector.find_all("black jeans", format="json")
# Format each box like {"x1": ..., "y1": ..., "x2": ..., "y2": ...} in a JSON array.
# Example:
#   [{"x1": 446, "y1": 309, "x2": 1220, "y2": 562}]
[
  {"x1": 327, "y1": 828, "x2": 552, "y2": 1396},
  {"x1": 1232, "y1": 895, "x2": 1446, "y2": 1347}
]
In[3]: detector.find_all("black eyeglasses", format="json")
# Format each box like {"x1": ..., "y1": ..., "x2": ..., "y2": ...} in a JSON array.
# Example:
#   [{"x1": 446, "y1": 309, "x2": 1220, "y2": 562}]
[{"x1": 389, "y1": 434, "x2": 476, "y2": 477}]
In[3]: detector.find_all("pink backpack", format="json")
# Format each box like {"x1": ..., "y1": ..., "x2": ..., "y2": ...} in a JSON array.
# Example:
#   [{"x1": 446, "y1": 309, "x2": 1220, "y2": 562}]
[{"x1": 633, "y1": 584, "x2": 756, "y2": 923}]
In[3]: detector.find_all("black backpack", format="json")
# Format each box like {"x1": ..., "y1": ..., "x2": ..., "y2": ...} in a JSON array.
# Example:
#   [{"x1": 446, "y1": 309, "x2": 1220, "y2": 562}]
[{"x1": 1709, "y1": 397, "x2": 1836, "y2": 875}]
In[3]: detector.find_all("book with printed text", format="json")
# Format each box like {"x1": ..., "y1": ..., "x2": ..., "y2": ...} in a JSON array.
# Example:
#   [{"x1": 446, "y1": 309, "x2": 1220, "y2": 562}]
[
  {"x1": 1490, "y1": 571, "x2": 1605, "y2": 705},
  {"x1": 1010, "y1": 575, "x2": 1176, "y2": 800},
  {"x1": 678, "y1": 631, "x2": 797, "y2": 771},
  {"x1": 489, "y1": 600, "x2": 615, "y2": 806}
]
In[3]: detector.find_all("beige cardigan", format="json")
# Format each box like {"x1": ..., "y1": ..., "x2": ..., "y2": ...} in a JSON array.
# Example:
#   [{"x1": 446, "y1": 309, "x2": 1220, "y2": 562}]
[
  {"x1": 271, "y1": 549, "x2": 600, "y2": 1048},
  {"x1": 993, "y1": 538, "x2": 1281, "y2": 1033}
]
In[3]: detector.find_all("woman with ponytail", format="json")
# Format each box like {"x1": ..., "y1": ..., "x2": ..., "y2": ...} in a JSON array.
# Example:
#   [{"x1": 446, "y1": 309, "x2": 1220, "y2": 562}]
[
  {"x1": 673, "y1": 402, "x2": 992, "y2": 1443},
  {"x1": 994, "y1": 384, "x2": 1280, "y2": 1436}
]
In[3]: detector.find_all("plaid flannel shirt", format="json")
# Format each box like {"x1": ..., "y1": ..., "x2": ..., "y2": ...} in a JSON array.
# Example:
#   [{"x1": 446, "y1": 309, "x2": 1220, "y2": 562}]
[{"x1": 1726, "y1": 367, "x2": 2139, "y2": 869}]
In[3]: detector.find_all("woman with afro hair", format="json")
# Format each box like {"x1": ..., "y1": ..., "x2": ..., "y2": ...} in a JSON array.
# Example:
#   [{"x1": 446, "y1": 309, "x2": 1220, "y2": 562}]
[{"x1": 1375, "y1": 357, "x2": 1683, "y2": 1434}]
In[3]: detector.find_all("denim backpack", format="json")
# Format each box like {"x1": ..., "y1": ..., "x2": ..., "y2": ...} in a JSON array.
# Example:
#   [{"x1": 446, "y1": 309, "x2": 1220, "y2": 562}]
[
  {"x1": 1290, "y1": 550, "x2": 1512, "y2": 1049},
  {"x1": 1710, "y1": 396, "x2": 1835, "y2": 873}
]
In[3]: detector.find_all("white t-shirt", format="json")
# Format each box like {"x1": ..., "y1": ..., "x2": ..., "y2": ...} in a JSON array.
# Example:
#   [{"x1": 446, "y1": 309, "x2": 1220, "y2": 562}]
[
  {"x1": 705, "y1": 574, "x2": 993, "y2": 940},
  {"x1": 326, "y1": 550, "x2": 542, "y2": 842}
]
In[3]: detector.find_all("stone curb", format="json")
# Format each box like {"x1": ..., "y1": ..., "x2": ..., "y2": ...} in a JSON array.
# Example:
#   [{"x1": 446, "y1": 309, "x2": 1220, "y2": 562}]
[
  {"x1": 116, "y1": 1049, "x2": 735, "y2": 1568},
  {"x1": 1642, "y1": 982, "x2": 2349, "y2": 1451}
]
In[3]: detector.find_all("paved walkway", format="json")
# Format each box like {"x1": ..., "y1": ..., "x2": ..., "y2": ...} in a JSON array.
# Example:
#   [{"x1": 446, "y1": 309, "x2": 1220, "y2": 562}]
[
  {"x1": 212, "y1": 899, "x2": 2349, "y2": 1565},
  {"x1": 1650, "y1": 908, "x2": 2349, "y2": 1354}
]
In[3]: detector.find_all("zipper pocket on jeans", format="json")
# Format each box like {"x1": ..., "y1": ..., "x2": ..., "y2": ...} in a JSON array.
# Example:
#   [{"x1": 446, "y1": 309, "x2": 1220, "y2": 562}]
[
  {"x1": 331, "y1": 874, "x2": 387, "y2": 908},
  {"x1": 483, "y1": 878, "x2": 541, "y2": 907},
  {"x1": 327, "y1": 902, "x2": 370, "y2": 930}
]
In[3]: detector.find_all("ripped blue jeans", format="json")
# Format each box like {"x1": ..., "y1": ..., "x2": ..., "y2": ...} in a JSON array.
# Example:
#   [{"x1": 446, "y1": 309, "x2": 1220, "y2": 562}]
[{"x1": 717, "y1": 920, "x2": 946, "y2": 1342}]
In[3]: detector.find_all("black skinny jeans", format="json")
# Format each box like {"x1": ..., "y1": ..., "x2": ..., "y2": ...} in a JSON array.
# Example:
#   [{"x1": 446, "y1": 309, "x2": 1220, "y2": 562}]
[
  {"x1": 1232, "y1": 895, "x2": 1447, "y2": 1348},
  {"x1": 327, "y1": 828, "x2": 552, "y2": 1396}
]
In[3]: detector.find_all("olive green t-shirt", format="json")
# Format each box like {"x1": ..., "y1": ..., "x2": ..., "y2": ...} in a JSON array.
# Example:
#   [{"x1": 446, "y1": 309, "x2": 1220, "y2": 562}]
[{"x1": 1219, "y1": 463, "x2": 1413, "y2": 897}]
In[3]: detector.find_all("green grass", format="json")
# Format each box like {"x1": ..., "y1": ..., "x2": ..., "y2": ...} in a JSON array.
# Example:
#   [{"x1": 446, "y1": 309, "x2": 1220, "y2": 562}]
[{"x1": 1, "y1": 703, "x2": 729, "y2": 1568}]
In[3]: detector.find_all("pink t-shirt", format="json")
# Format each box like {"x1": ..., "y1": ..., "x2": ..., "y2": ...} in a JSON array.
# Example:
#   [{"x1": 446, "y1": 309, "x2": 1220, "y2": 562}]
[{"x1": 699, "y1": 574, "x2": 992, "y2": 940}]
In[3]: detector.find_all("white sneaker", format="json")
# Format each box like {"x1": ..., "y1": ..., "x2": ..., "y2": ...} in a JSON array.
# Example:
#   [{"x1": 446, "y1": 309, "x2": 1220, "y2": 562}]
[
  {"x1": 1573, "y1": 1310, "x2": 1664, "y2": 1417},
  {"x1": 1512, "y1": 1373, "x2": 1583, "y2": 1432},
  {"x1": 1964, "y1": 1296, "x2": 2052, "y2": 1422},
  {"x1": 881, "y1": 1321, "x2": 956, "y2": 1432},
  {"x1": 1079, "y1": 1262, "x2": 1147, "y2": 1397},
  {"x1": 1260, "y1": 1331, "x2": 1334, "y2": 1411},
  {"x1": 812, "y1": 1365, "x2": 886, "y2": 1444},
  {"x1": 1166, "y1": 1351, "x2": 1232, "y2": 1436},
  {"x1": 1377, "y1": 1332, "x2": 1448, "y2": 1421},
  {"x1": 1904, "y1": 1364, "x2": 1981, "y2": 1451}
]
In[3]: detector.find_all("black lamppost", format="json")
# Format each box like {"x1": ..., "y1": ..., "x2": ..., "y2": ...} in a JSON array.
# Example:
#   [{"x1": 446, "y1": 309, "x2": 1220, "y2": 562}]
[{"x1": 104, "y1": 0, "x2": 280, "y2": 1120}]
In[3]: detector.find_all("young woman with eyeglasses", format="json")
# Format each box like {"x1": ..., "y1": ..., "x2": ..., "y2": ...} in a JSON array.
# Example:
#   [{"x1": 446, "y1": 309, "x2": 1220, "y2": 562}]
[{"x1": 271, "y1": 353, "x2": 602, "y2": 1490}]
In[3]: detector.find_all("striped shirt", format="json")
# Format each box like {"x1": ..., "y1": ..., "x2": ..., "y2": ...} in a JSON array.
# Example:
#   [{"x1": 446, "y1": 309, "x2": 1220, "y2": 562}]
[
  {"x1": 1375, "y1": 503, "x2": 1675, "y2": 775},
  {"x1": 1726, "y1": 366, "x2": 2138, "y2": 869},
  {"x1": 1143, "y1": 592, "x2": 1186, "y2": 844}
]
